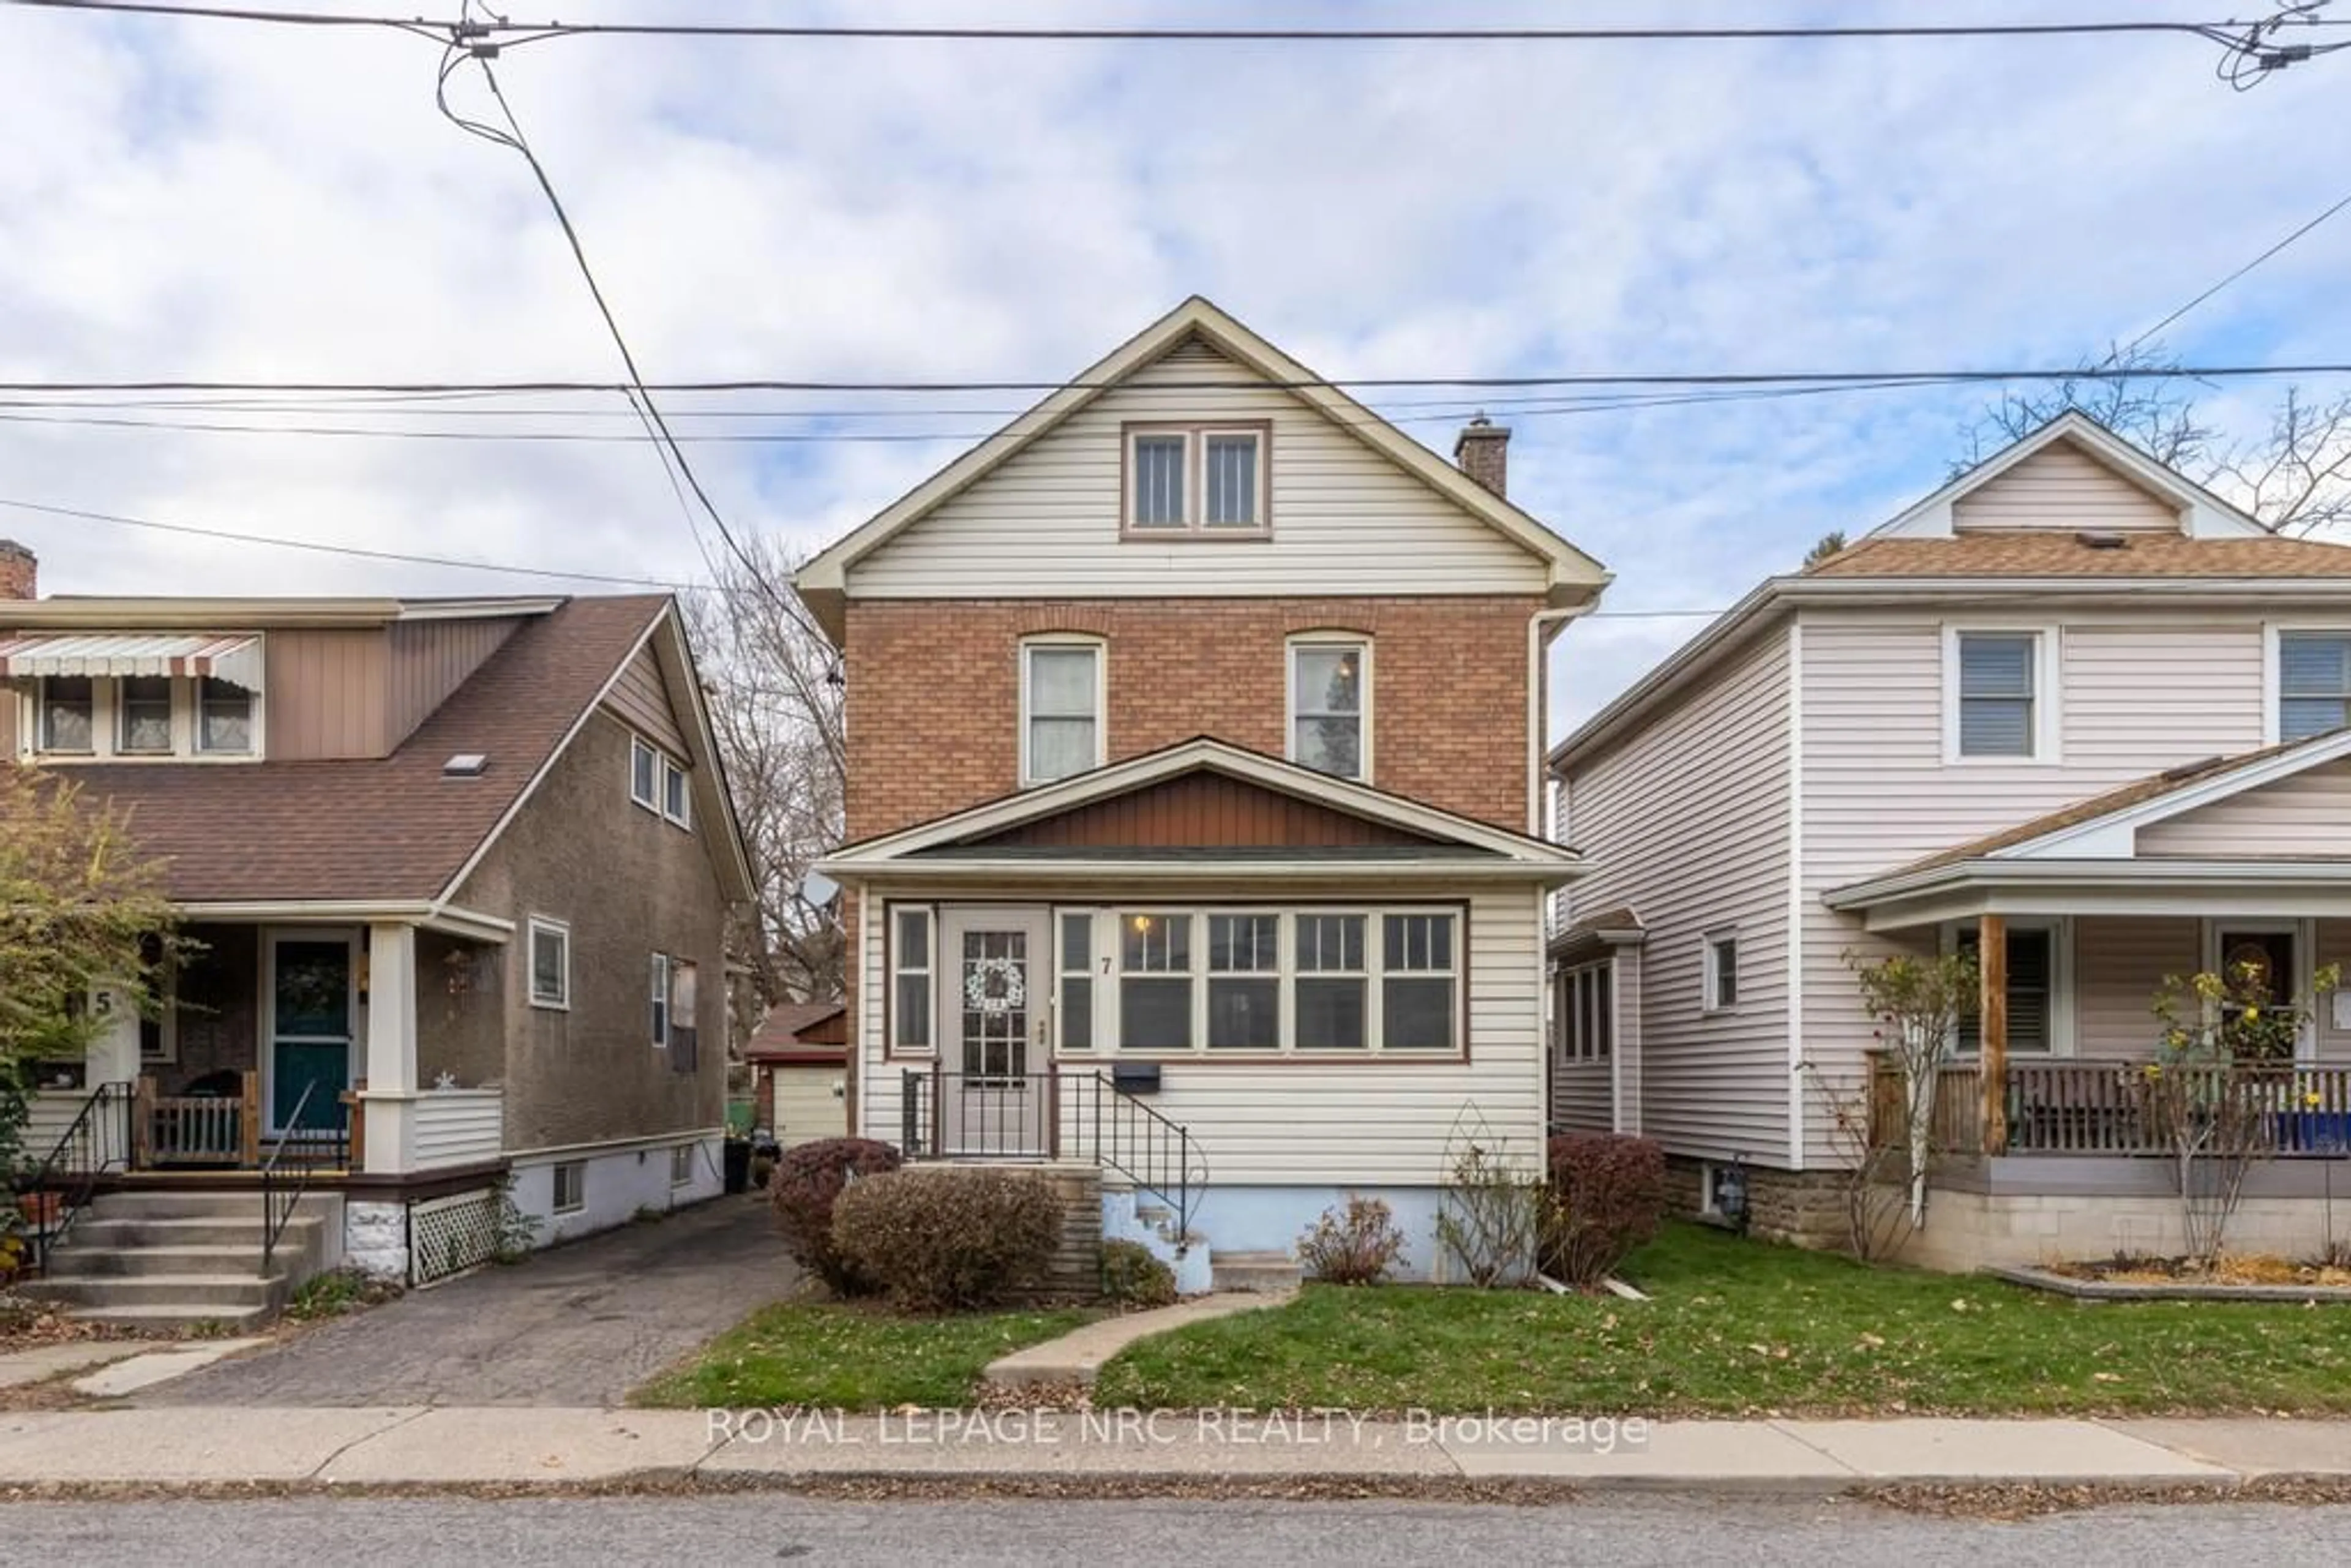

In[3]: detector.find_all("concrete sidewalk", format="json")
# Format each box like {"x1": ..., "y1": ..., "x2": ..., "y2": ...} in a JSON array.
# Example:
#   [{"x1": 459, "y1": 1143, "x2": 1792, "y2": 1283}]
[{"x1": 0, "y1": 1408, "x2": 2345, "y2": 1491}]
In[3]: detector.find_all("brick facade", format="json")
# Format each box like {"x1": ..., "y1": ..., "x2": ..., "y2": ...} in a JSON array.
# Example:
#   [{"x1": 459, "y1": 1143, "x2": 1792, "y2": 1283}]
[
  {"x1": 0, "y1": 540, "x2": 34, "y2": 601},
  {"x1": 842, "y1": 594, "x2": 1545, "y2": 841}
]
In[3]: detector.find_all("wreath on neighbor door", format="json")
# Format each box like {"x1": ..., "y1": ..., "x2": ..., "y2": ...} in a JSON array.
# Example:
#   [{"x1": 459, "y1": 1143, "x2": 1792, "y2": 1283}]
[{"x1": 964, "y1": 956, "x2": 1026, "y2": 1015}]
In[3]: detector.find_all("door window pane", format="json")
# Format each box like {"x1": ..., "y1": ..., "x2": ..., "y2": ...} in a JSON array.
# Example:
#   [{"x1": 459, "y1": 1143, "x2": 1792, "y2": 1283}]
[
  {"x1": 959, "y1": 929, "x2": 1029, "y2": 1079},
  {"x1": 118, "y1": 677, "x2": 174, "y2": 753},
  {"x1": 274, "y1": 941, "x2": 351, "y2": 1037}
]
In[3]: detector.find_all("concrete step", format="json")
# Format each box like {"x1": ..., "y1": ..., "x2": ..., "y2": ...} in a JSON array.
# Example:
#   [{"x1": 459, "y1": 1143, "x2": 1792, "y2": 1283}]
[
  {"x1": 69, "y1": 1215, "x2": 318, "y2": 1250},
  {"x1": 1210, "y1": 1250, "x2": 1303, "y2": 1293},
  {"x1": 20, "y1": 1272, "x2": 287, "y2": 1310},
  {"x1": 86, "y1": 1191, "x2": 273, "y2": 1222},
  {"x1": 45, "y1": 1243, "x2": 282, "y2": 1279},
  {"x1": 62, "y1": 1303, "x2": 274, "y2": 1331}
]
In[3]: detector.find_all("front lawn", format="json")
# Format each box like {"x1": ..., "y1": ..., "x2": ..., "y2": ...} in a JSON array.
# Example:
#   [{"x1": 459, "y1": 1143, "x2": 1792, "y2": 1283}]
[
  {"x1": 1092, "y1": 1222, "x2": 2351, "y2": 1417},
  {"x1": 632, "y1": 1299, "x2": 1100, "y2": 1409}
]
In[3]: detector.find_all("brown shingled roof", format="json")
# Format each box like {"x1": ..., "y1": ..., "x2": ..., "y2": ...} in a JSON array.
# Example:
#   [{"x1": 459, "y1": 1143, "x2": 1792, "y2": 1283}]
[
  {"x1": 1807, "y1": 531, "x2": 2351, "y2": 580},
  {"x1": 748, "y1": 1000, "x2": 847, "y2": 1061},
  {"x1": 1883, "y1": 735, "x2": 2327, "y2": 879},
  {"x1": 57, "y1": 595, "x2": 670, "y2": 904}
]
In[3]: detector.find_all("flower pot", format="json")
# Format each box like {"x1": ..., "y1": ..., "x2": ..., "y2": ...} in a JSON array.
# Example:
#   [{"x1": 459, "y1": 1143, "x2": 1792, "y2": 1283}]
[{"x1": 17, "y1": 1192, "x2": 61, "y2": 1228}]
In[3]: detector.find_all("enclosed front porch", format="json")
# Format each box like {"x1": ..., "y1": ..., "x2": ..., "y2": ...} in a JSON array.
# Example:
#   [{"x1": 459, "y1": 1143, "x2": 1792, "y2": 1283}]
[{"x1": 24, "y1": 918, "x2": 509, "y2": 1182}]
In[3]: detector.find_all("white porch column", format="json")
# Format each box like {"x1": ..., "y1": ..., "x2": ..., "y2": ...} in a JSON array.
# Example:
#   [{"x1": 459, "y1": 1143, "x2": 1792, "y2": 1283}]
[
  {"x1": 362, "y1": 922, "x2": 419, "y2": 1174},
  {"x1": 86, "y1": 980, "x2": 143, "y2": 1087}
]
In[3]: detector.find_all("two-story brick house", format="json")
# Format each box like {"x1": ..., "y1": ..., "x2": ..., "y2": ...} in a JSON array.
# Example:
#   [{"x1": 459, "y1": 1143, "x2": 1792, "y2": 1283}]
[
  {"x1": 1549, "y1": 412, "x2": 2351, "y2": 1268},
  {"x1": 4, "y1": 552, "x2": 751, "y2": 1319},
  {"x1": 795, "y1": 298, "x2": 1606, "y2": 1280}
]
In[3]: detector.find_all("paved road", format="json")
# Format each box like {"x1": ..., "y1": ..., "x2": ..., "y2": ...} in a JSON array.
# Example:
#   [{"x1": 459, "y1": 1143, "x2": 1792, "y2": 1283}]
[
  {"x1": 138, "y1": 1196, "x2": 793, "y2": 1408},
  {"x1": 2, "y1": 1495, "x2": 2345, "y2": 1566}
]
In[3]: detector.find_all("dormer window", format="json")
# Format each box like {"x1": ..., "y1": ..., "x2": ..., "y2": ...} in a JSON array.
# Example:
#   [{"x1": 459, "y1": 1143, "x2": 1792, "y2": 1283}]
[
  {"x1": 118, "y1": 677, "x2": 174, "y2": 754},
  {"x1": 1122, "y1": 424, "x2": 1269, "y2": 536},
  {"x1": 39, "y1": 677, "x2": 94, "y2": 753},
  {"x1": 197, "y1": 677, "x2": 254, "y2": 754}
]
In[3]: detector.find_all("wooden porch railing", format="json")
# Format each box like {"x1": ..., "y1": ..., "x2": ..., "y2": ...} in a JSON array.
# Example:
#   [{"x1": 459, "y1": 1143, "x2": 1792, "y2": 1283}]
[
  {"x1": 135, "y1": 1071, "x2": 261, "y2": 1166},
  {"x1": 1867, "y1": 1056, "x2": 2351, "y2": 1158}
]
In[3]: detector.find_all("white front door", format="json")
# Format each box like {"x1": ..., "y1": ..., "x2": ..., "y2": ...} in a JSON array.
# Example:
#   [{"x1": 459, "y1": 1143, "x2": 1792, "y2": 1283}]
[{"x1": 937, "y1": 907, "x2": 1052, "y2": 1156}]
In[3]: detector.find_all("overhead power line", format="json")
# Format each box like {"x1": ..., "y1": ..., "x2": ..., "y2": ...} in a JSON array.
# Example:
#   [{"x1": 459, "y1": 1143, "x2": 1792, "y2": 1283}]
[
  {"x1": 10, "y1": 0, "x2": 2343, "y2": 49},
  {"x1": 2124, "y1": 181, "x2": 2351, "y2": 352}
]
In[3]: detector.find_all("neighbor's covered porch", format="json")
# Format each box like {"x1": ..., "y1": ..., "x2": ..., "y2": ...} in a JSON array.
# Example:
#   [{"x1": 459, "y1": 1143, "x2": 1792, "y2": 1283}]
[{"x1": 26, "y1": 914, "x2": 509, "y2": 1181}]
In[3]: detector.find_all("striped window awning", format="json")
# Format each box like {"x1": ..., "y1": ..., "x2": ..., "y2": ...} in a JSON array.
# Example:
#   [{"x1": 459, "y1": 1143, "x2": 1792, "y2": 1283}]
[{"x1": 0, "y1": 632, "x2": 264, "y2": 689}]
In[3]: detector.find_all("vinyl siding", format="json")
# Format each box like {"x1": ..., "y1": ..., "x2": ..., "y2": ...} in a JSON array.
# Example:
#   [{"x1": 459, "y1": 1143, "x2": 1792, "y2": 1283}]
[
  {"x1": 1798, "y1": 612, "x2": 2270, "y2": 1159},
  {"x1": 265, "y1": 628, "x2": 389, "y2": 760},
  {"x1": 854, "y1": 885, "x2": 1546, "y2": 1185},
  {"x1": 847, "y1": 340, "x2": 1551, "y2": 601},
  {"x1": 1559, "y1": 629, "x2": 1791, "y2": 1163},
  {"x1": 772, "y1": 1065, "x2": 849, "y2": 1147},
  {"x1": 2141, "y1": 759, "x2": 2351, "y2": 857},
  {"x1": 1550, "y1": 1060, "x2": 1611, "y2": 1131},
  {"x1": 2073, "y1": 915, "x2": 2197, "y2": 1054},
  {"x1": 386, "y1": 617, "x2": 522, "y2": 751},
  {"x1": 411, "y1": 1089, "x2": 505, "y2": 1169},
  {"x1": 1951, "y1": 443, "x2": 2181, "y2": 533},
  {"x1": 602, "y1": 642, "x2": 689, "y2": 757}
]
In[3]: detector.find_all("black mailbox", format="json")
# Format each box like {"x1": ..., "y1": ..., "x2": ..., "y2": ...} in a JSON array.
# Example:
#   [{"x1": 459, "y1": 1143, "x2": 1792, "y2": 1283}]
[{"x1": 1111, "y1": 1062, "x2": 1163, "y2": 1096}]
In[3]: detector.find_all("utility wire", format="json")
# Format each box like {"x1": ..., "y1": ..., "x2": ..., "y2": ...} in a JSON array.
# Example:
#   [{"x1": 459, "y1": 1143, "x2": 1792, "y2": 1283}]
[
  {"x1": 2124, "y1": 181, "x2": 2351, "y2": 353},
  {"x1": 12, "y1": 0, "x2": 2341, "y2": 49}
]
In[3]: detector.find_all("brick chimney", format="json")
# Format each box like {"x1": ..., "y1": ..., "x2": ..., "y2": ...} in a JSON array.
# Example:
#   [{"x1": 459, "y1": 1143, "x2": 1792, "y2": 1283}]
[
  {"x1": 1453, "y1": 415, "x2": 1510, "y2": 498},
  {"x1": 0, "y1": 540, "x2": 34, "y2": 601}
]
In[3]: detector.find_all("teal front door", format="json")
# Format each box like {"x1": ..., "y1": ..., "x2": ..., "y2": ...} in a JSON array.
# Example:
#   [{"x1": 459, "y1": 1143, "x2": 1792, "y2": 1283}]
[{"x1": 270, "y1": 936, "x2": 354, "y2": 1133}]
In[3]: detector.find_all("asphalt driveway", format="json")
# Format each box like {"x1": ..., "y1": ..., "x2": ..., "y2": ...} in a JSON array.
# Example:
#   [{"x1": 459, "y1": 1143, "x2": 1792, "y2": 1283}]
[{"x1": 138, "y1": 1195, "x2": 794, "y2": 1408}]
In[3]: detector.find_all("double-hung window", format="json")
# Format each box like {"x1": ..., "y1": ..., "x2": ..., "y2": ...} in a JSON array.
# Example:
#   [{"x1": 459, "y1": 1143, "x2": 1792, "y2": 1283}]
[
  {"x1": 118, "y1": 677, "x2": 174, "y2": 754},
  {"x1": 1057, "y1": 912, "x2": 1095, "y2": 1051},
  {"x1": 1021, "y1": 639, "x2": 1103, "y2": 786},
  {"x1": 1951, "y1": 630, "x2": 2048, "y2": 760},
  {"x1": 662, "y1": 756, "x2": 692, "y2": 828},
  {"x1": 1105, "y1": 907, "x2": 1459, "y2": 1054},
  {"x1": 1703, "y1": 932, "x2": 1739, "y2": 1013},
  {"x1": 1955, "y1": 924, "x2": 2055, "y2": 1055},
  {"x1": 39, "y1": 677, "x2": 94, "y2": 754},
  {"x1": 2278, "y1": 632, "x2": 2351, "y2": 742},
  {"x1": 650, "y1": 953, "x2": 672, "y2": 1048},
  {"x1": 1289, "y1": 637, "x2": 1369, "y2": 781},
  {"x1": 196, "y1": 677, "x2": 253, "y2": 754},
  {"x1": 1123, "y1": 424, "x2": 1269, "y2": 535},
  {"x1": 631, "y1": 737, "x2": 660, "y2": 810},
  {"x1": 528, "y1": 917, "x2": 571, "y2": 1010}
]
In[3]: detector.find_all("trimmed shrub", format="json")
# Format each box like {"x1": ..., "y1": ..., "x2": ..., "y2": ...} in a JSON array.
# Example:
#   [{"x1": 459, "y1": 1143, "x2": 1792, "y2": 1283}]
[
  {"x1": 1100, "y1": 1239, "x2": 1177, "y2": 1308},
  {"x1": 831, "y1": 1168, "x2": 1062, "y2": 1313},
  {"x1": 770, "y1": 1136, "x2": 904, "y2": 1296},
  {"x1": 1542, "y1": 1134, "x2": 1668, "y2": 1286},
  {"x1": 1296, "y1": 1194, "x2": 1407, "y2": 1285}
]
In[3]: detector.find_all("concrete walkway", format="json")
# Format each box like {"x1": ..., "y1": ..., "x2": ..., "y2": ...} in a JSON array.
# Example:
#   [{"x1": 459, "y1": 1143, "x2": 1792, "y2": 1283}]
[
  {"x1": 986, "y1": 1290, "x2": 1290, "y2": 1388},
  {"x1": 136, "y1": 1196, "x2": 793, "y2": 1409},
  {"x1": 0, "y1": 1410, "x2": 2343, "y2": 1490}
]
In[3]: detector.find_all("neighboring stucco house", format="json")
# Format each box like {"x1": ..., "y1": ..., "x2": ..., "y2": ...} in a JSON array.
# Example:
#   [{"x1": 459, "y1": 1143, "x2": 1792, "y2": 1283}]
[
  {"x1": 747, "y1": 1000, "x2": 849, "y2": 1147},
  {"x1": 4, "y1": 545, "x2": 752, "y2": 1316},
  {"x1": 795, "y1": 297, "x2": 1605, "y2": 1281},
  {"x1": 1547, "y1": 413, "x2": 2351, "y2": 1267}
]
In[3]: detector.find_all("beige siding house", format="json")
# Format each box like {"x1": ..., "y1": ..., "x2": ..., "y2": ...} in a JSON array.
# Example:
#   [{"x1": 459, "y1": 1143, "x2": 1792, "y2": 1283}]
[{"x1": 1550, "y1": 413, "x2": 2351, "y2": 1266}]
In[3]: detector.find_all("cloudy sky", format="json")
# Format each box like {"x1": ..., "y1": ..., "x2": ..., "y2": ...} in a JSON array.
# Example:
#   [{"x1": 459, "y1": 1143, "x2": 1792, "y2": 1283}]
[{"x1": 1, "y1": 1, "x2": 2345, "y2": 733}]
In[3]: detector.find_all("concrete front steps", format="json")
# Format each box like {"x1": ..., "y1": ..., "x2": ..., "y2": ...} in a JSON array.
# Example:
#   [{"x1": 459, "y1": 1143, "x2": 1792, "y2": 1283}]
[
  {"x1": 21, "y1": 1190, "x2": 340, "y2": 1331},
  {"x1": 1210, "y1": 1250, "x2": 1303, "y2": 1293}
]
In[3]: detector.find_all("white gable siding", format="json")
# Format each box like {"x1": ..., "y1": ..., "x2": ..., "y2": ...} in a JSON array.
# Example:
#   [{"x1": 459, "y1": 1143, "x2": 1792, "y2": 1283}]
[
  {"x1": 847, "y1": 340, "x2": 1550, "y2": 600},
  {"x1": 2141, "y1": 759, "x2": 2351, "y2": 857},
  {"x1": 1797, "y1": 613, "x2": 2268, "y2": 1157},
  {"x1": 1951, "y1": 442, "x2": 2182, "y2": 533},
  {"x1": 1559, "y1": 629, "x2": 1791, "y2": 1163}
]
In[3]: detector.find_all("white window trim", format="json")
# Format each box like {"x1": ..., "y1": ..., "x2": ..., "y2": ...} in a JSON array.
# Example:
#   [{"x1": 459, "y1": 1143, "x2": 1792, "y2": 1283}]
[
  {"x1": 552, "y1": 1160, "x2": 586, "y2": 1214},
  {"x1": 1701, "y1": 929, "x2": 1739, "y2": 1015},
  {"x1": 2262, "y1": 623, "x2": 2351, "y2": 747},
  {"x1": 1286, "y1": 632, "x2": 1374, "y2": 783},
  {"x1": 669, "y1": 1144, "x2": 694, "y2": 1187},
  {"x1": 888, "y1": 903, "x2": 937, "y2": 1056},
  {"x1": 193, "y1": 675, "x2": 259, "y2": 757},
  {"x1": 1556, "y1": 959, "x2": 1613, "y2": 1065},
  {"x1": 662, "y1": 755, "x2": 694, "y2": 830},
  {"x1": 22, "y1": 674, "x2": 263, "y2": 765},
  {"x1": 1942, "y1": 624, "x2": 2061, "y2": 765},
  {"x1": 629, "y1": 735, "x2": 661, "y2": 812},
  {"x1": 1054, "y1": 907, "x2": 1099, "y2": 1053},
  {"x1": 1104, "y1": 906, "x2": 1462, "y2": 1057},
  {"x1": 527, "y1": 915, "x2": 572, "y2": 1011},
  {"x1": 1121, "y1": 424, "x2": 1271, "y2": 536},
  {"x1": 650, "y1": 951, "x2": 672, "y2": 1048},
  {"x1": 1938, "y1": 917, "x2": 2075, "y2": 1057},
  {"x1": 1018, "y1": 635, "x2": 1107, "y2": 788}
]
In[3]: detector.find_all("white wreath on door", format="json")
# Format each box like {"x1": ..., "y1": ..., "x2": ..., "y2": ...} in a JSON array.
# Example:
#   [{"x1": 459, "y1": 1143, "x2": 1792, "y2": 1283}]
[{"x1": 964, "y1": 955, "x2": 1026, "y2": 1015}]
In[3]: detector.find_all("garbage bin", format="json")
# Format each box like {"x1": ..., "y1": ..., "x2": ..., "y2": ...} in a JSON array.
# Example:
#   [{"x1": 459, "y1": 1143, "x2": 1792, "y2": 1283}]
[{"x1": 722, "y1": 1138, "x2": 753, "y2": 1195}]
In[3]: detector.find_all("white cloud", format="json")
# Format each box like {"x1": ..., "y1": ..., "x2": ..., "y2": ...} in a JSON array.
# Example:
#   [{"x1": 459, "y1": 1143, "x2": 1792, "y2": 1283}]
[{"x1": 0, "y1": 0, "x2": 2344, "y2": 733}]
